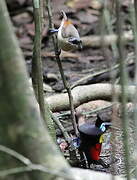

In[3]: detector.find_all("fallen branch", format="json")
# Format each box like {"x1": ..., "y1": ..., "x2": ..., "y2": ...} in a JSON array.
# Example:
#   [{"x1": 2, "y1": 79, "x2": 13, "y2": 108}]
[
  {"x1": 46, "y1": 83, "x2": 135, "y2": 112},
  {"x1": 81, "y1": 31, "x2": 133, "y2": 48},
  {"x1": 70, "y1": 63, "x2": 120, "y2": 89}
]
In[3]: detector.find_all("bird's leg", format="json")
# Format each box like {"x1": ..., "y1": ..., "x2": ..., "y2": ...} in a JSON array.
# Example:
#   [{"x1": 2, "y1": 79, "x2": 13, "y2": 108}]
[
  {"x1": 94, "y1": 159, "x2": 109, "y2": 168},
  {"x1": 55, "y1": 48, "x2": 61, "y2": 56},
  {"x1": 78, "y1": 148, "x2": 89, "y2": 168}
]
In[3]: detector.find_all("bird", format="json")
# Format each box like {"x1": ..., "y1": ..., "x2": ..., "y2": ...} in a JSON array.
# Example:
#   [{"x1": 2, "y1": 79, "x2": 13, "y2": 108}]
[
  {"x1": 76, "y1": 113, "x2": 111, "y2": 168},
  {"x1": 49, "y1": 10, "x2": 82, "y2": 52}
]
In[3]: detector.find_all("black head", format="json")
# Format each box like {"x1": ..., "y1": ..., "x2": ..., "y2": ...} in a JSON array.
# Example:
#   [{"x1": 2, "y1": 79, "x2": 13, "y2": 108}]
[
  {"x1": 95, "y1": 114, "x2": 111, "y2": 132},
  {"x1": 68, "y1": 37, "x2": 83, "y2": 50},
  {"x1": 95, "y1": 114, "x2": 104, "y2": 128}
]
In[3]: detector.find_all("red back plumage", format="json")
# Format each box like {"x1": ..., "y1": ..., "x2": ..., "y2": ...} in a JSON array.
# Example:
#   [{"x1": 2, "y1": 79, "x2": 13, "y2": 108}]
[{"x1": 89, "y1": 143, "x2": 102, "y2": 161}]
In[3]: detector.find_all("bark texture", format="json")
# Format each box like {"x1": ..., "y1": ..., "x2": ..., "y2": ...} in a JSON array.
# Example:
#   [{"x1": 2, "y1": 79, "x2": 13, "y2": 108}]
[
  {"x1": 46, "y1": 83, "x2": 135, "y2": 112},
  {"x1": 0, "y1": 1, "x2": 68, "y2": 180}
]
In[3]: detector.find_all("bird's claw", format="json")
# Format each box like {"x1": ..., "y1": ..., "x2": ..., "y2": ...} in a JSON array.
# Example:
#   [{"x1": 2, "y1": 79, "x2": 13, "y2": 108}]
[
  {"x1": 90, "y1": 159, "x2": 109, "y2": 168},
  {"x1": 55, "y1": 49, "x2": 61, "y2": 56}
]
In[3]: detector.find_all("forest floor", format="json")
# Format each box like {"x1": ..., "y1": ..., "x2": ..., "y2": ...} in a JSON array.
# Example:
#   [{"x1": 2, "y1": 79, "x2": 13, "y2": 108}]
[{"x1": 8, "y1": 0, "x2": 135, "y2": 176}]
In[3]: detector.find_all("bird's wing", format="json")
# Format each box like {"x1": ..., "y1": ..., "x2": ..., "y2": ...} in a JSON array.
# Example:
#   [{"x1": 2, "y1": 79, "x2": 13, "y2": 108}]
[{"x1": 61, "y1": 24, "x2": 80, "y2": 39}]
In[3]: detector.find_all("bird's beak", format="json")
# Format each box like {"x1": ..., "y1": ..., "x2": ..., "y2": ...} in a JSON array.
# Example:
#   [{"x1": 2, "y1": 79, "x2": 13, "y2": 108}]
[{"x1": 104, "y1": 122, "x2": 111, "y2": 126}]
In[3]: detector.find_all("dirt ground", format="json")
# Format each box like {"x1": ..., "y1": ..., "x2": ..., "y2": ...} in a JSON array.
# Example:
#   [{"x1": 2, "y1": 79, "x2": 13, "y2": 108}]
[{"x1": 8, "y1": 0, "x2": 136, "y2": 176}]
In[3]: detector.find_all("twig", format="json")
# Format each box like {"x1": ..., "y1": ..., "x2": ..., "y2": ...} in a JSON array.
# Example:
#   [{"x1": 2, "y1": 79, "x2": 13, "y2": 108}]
[
  {"x1": 0, "y1": 145, "x2": 73, "y2": 179},
  {"x1": 51, "y1": 114, "x2": 71, "y2": 143},
  {"x1": 45, "y1": 0, "x2": 78, "y2": 136},
  {"x1": 0, "y1": 145, "x2": 31, "y2": 165},
  {"x1": 83, "y1": 104, "x2": 113, "y2": 116},
  {"x1": 128, "y1": 164, "x2": 137, "y2": 176},
  {"x1": 70, "y1": 63, "x2": 120, "y2": 89},
  {"x1": 0, "y1": 164, "x2": 73, "y2": 180},
  {"x1": 70, "y1": 53, "x2": 134, "y2": 89},
  {"x1": 57, "y1": 104, "x2": 113, "y2": 118}
]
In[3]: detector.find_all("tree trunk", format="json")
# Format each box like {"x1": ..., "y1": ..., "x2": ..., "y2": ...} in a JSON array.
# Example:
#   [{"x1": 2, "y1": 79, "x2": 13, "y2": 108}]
[
  {"x1": 0, "y1": 1, "x2": 68, "y2": 180},
  {"x1": 32, "y1": 0, "x2": 56, "y2": 140}
]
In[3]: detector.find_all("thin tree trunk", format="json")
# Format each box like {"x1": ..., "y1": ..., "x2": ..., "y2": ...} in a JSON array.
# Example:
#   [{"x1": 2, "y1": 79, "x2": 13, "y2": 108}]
[
  {"x1": 0, "y1": 1, "x2": 69, "y2": 180},
  {"x1": 116, "y1": 0, "x2": 130, "y2": 179},
  {"x1": 32, "y1": 0, "x2": 56, "y2": 139}
]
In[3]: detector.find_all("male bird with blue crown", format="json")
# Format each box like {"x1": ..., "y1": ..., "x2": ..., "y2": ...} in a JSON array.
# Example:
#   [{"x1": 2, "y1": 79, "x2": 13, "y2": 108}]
[{"x1": 76, "y1": 112, "x2": 111, "y2": 168}]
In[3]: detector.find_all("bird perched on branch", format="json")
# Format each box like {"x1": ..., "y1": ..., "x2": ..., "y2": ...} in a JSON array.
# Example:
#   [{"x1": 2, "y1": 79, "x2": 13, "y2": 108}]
[
  {"x1": 76, "y1": 113, "x2": 111, "y2": 168},
  {"x1": 49, "y1": 10, "x2": 82, "y2": 52}
]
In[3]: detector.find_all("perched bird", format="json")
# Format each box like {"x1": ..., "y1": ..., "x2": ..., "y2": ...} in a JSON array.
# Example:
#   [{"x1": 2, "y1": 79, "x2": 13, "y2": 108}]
[
  {"x1": 49, "y1": 10, "x2": 82, "y2": 51},
  {"x1": 76, "y1": 113, "x2": 111, "y2": 168}
]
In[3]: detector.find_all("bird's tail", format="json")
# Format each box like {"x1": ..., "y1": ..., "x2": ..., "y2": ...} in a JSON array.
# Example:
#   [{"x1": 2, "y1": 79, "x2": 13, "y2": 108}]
[{"x1": 61, "y1": 10, "x2": 67, "y2": 20}]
